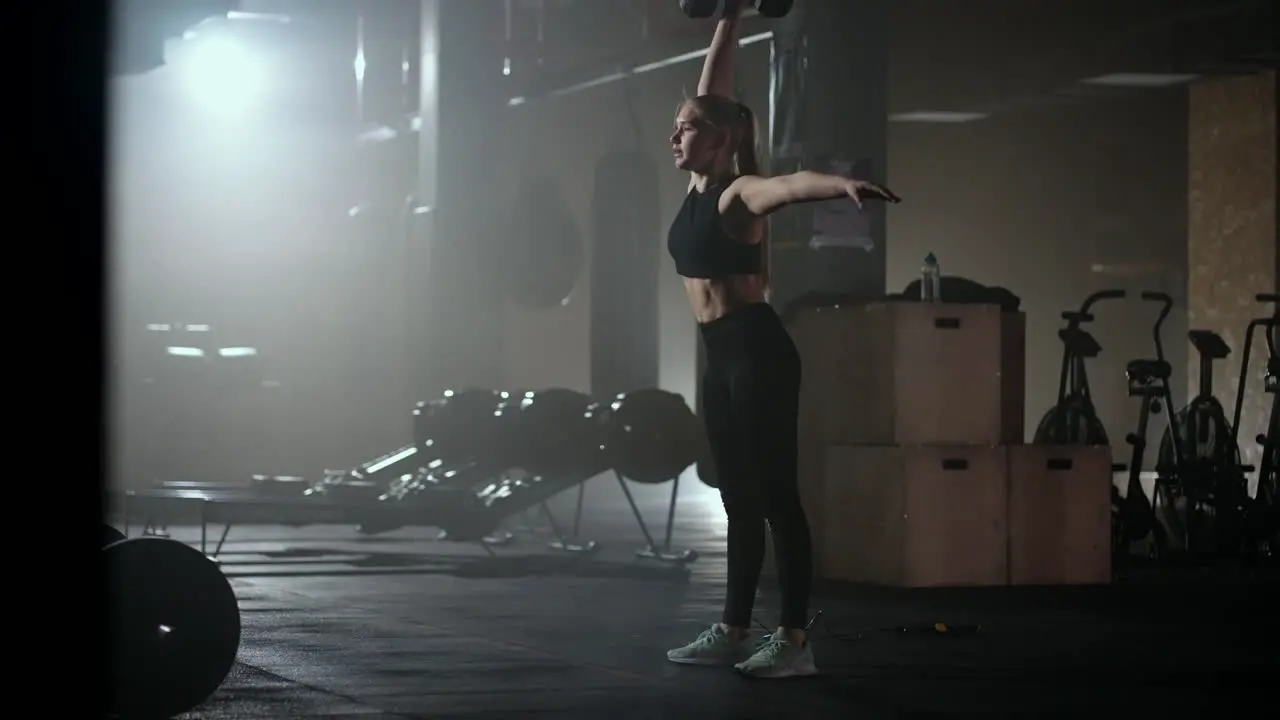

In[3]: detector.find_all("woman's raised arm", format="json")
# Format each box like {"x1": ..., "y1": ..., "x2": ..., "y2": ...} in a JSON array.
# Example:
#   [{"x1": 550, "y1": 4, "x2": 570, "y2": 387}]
[{"x1": 696, "y1": 1, "x2": 744, "y2": 98}]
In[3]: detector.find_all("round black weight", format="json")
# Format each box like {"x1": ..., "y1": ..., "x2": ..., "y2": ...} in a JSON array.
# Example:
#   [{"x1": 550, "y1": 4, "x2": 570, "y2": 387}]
[
  {"x1": 680, "y1": 0, "x2": 719, "y2": 18},
  {"x1": 491, "y1": 391, "x2": 534, "y2": 466},
  {"x1": 104, "y1": 524, "x2": 127, "y2": 548},
  {"x1": 1033, "y1": 394, "x2": 1109, "y2": 445},
  {"x1": 605, "y1": 389, "x2": 701, "y2": 484},
  {"x1": 105, "y1": 537, "x2": 242, "y2": 719},
  {"x1": 755, "y1": 0, "x2": 794, "y2": 18},
  {"x1": 414, "y1": 387, "x2": 504, "y2": 461},
  {"x1": 680, "y1": 0, "x2": 793, "y2": 20},
  {"x1": 501, "y1": 388, "x2": 604, "y2": 474},
  {"x1": 1157, "y1": 398, "x2": 1240, "y2": 497}
]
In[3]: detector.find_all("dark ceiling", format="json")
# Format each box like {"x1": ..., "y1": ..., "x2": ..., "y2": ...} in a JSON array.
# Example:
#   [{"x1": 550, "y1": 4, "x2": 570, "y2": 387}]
[
  {"x1": 122, "y1": 0, "x2": 1276, "y2": 118},
  {"x1": 888, "y1": 0, "x2": 1276, "y2": 114}
]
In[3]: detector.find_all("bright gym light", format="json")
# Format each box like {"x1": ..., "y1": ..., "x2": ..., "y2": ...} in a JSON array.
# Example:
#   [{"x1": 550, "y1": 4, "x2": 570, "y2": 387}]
[{"x1": 173, "y1": 33, "x2": 266, "y2": 114}]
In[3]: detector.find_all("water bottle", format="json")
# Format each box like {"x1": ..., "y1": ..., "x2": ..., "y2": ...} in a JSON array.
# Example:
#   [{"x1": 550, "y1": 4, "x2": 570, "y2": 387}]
[{"x1": 920, "y1": 252, "x2": 942, "y2": 302}]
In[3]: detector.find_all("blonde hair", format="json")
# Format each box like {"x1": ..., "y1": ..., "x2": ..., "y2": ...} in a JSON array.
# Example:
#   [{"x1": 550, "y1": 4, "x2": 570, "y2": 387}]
[{"x1": 679, "y1": 94, "x2": 761, "y2": 176}]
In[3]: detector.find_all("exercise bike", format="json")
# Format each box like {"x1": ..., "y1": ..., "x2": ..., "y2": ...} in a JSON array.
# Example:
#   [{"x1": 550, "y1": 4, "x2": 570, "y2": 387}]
[
  {"x1": 1230, "y1": 293, "x2": 1279, "y2": 555},
  {"x1": 1034, "y1": 289, "x2": 1126, "y2": 445},
  {"x1": 1112, "y1": 291, "x2": 1180, "y2": 560},
  {"x1": 1155, "y1": 323, "x2": 1253, "y2": 559}
]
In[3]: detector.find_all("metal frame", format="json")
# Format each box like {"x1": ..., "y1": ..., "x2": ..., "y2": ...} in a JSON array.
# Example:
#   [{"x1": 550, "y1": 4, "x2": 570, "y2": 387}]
[
  {"x1": 617, "y1": 471, "x2": 698, "y2": 564},
  {"x1": 111, "y1": 468, "x2": 701, "y2": 567}
]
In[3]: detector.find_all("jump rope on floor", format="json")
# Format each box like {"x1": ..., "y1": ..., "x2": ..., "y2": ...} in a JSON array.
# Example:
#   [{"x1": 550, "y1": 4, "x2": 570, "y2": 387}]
[{"x1": 749, "y1": 609, "x2": 983, "y2": 645}]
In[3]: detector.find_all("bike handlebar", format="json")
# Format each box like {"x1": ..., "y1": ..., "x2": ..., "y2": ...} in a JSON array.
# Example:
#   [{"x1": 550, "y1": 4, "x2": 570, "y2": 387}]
[
  {"x1": 1254, "y1": 294, "x2": 1277, "y2": 356},
  {"x1": 1079, "y1": 289, "x2": 1126, "y2": 314},
  {"x1": 1231, "y1": 311, "x2": 1278, "y2": 440},
  {"x1": 1141, "y1": 292, "x2": 1173, "y2": 361}
]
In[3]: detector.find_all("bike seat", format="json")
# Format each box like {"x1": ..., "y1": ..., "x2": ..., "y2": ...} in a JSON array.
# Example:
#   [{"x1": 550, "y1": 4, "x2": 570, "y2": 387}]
[
  {"x1": 1058, "y1": 327, "x2": 1102, "y2": 357},
  {"x1": 1126, "y1": 359, "x2": 1171, "y2": 380}
]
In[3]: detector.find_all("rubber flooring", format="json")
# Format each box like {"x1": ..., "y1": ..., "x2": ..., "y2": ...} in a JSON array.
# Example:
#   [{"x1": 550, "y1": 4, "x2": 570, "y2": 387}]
[{"x1": 116, "y1": 493, "x2": 1280, "y2": 719}]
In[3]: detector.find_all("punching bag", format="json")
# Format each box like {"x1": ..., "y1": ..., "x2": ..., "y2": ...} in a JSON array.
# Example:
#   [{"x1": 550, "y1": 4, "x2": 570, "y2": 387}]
[
  {"x1": 590, "y1": 151, "x2": 660, "y2": 395},
  {"x1": 501, "y1": 176, "x2": 585, "y2": 308}
]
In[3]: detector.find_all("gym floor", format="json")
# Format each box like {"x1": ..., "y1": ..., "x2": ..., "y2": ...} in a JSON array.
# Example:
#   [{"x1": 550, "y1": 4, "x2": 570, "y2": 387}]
[{"x1": 154, "y1": 493, "x2": 1279, "y2": 719}]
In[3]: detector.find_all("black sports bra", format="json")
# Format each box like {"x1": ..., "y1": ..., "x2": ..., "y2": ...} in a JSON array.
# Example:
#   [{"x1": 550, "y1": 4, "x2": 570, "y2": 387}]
[{"x1": 666, "y1": 181, "x2": 762, "y2": 279}]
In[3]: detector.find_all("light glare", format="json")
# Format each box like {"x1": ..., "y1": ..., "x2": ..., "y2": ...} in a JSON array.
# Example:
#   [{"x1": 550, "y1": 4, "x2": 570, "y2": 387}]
[{"x1": 179, "y1": 36, "x2": 264, "y2": 114}]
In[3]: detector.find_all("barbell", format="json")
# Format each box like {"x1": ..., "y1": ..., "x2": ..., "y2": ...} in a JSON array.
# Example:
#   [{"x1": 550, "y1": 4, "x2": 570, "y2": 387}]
[
  {"x1": 680, "y1": 0, "x2": 794, "y2": 20},
  {"x1": 104, "y1": 535, "x2": 242, "y2": 718}
]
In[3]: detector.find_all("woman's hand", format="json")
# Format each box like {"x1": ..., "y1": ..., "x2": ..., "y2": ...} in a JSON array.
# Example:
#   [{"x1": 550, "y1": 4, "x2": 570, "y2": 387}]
[{"x1": 844, "y1": 179, "x2": 901, "y2": 208}]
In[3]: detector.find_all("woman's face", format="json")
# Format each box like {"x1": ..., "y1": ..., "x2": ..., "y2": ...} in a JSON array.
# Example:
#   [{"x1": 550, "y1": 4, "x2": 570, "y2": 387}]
[{"x1": 670, "y1": 104, "x2": 726, "y2": 173}]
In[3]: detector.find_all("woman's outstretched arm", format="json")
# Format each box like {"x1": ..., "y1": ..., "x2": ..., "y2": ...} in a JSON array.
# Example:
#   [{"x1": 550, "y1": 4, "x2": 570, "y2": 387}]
[
  {"x1": 696, "y1": 0, "x2": 744, "y2": 98},
  {"x1": 726, "y1": 172, "x2": 902, "y2": 217}
]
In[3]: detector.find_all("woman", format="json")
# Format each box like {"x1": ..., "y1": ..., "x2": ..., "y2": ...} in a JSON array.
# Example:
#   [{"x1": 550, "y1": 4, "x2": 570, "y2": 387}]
[{"x1": 664, "y1": 0, "x2": 899, "y2": 679}]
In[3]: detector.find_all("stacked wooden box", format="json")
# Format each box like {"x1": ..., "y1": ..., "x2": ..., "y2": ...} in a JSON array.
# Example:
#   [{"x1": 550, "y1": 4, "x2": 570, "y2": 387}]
[{"x1": 772, "y1": 301, "x2": 1111, "y2": 587}]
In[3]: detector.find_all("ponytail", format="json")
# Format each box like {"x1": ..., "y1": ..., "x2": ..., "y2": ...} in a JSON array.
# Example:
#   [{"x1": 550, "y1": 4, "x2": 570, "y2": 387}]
[{"x1": 733, "y1": 102, "x2": 769, "y2": 292}]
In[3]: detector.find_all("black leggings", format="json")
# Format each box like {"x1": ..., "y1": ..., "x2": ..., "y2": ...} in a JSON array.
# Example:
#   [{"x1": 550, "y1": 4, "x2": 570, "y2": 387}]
[{"x1": 700, "y1": 302, "x2": 812, "y2": 630}]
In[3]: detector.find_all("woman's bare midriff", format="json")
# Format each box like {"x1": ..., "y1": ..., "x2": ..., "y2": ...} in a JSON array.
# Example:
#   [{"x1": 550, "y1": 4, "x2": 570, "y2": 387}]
[{"x1": 684, "y1": 273, "x2": 768, "y2": 325}]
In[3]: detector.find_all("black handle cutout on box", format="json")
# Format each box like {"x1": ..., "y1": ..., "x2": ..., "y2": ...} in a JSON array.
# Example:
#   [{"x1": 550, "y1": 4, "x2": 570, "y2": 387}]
[
  {"x1": 941, "y1": 458, "x2": 969, "y2": 471},
  {"x1": 933, "y1": 317, "x2": 962, "y2": 329},
  {"x1": 1047, "y1": 458, "x2": 1074, "y2": 471}
]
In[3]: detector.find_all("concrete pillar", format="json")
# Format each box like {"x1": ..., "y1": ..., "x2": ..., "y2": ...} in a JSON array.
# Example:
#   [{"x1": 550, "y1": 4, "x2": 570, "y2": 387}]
[
  {"x1": 1187, "y1": 71, "x2": 1277, "y2": 475},
  {"x1": 766, "y1": 0, "x2": 889, "y2": 309},
  {"x1": 410, "y1": 0, "x2": 507, "y2": 398}
]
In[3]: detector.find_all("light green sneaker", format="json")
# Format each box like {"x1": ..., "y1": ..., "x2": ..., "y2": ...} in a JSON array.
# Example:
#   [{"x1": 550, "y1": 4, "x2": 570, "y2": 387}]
[
  {"x1": 734, "y1": 633, "x2": 818, "y2": 679},
  {"x1": 666, "y1": 624, "x2": 756, "y2": 666}
]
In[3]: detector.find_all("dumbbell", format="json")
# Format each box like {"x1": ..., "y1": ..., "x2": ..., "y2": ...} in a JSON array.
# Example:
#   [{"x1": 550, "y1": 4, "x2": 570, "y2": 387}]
[
  {"x1": 680, "y1": 0, "x2": 794, "y2": 19},
  {"x1": 104, "y1": 536, "x2": 242, "y2": 718},
  {"x1": 413, "y1": 387, "x2": 507, "y2": 460}
]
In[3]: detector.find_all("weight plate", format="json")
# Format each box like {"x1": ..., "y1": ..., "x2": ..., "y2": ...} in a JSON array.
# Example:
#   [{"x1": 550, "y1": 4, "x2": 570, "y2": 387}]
[
  {"x1": 104, "y1": 537, "x2": 242, "y2": 719},
  {"x1": 679, "y1": 0, "x2": 719, "y2": 19},
  {"x1": 756, "y1": 0, "x2": 795, "y2": 18}
]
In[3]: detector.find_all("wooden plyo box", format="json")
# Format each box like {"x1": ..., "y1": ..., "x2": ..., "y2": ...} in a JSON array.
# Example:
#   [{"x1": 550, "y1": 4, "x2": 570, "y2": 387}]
[
  {"x1": 790, "y1": 302, "x2": 1026, "y2": 446},
  {"x1": 1006, "y1": 445, "x2": 1112, "y2": 586},
  {"x1": 820, "y1": 444, "x2": 1008, "y2": 588}
]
